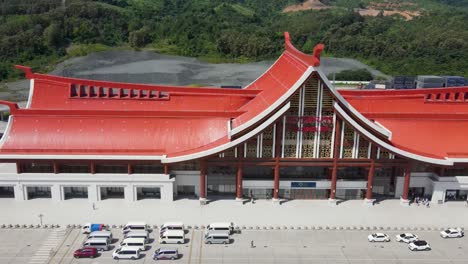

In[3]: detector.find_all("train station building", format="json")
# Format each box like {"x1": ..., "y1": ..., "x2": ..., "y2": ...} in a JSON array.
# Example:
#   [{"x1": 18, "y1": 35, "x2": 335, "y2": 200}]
[{"x1": 0, "y1": 33, "x2": 467, "y2": 205}]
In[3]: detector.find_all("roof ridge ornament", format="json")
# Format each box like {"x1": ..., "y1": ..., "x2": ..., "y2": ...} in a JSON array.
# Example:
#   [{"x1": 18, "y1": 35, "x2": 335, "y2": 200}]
[
  {"x1": 14, "y1": 65, "x2": 34, "y2": 79},
  {"x1": 283, "y1": 32, "x2": 324, "y2": 67}
]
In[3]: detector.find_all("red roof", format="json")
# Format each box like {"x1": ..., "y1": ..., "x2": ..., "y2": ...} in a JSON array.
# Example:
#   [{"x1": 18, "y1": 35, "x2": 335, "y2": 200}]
[
  {"x1": 340, "y1": 88, "x2": 468, "y2": 160},
  {"x1": 1, "y1": 33, "x2": 468, "y2": 165},
  {"x1": 0, "y1": 33, "x2": 323, "y2": 161}
]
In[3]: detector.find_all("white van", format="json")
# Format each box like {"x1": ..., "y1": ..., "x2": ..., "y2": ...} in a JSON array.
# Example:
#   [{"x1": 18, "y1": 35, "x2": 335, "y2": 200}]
[
  {"x1": 205, "y1": 222, "x2": 235, "y2": 234},
  {"x1": 120, "y1": 237, "x2": 147, "y2": 251},
  {"x1": 122, "y1": 222, "x2": 147, "y2": 234},
  {"x1": 112, "y1": 246, "x2": 140, "y2": 260},
  {"x1": 159, "y1": 230, "x2": 185, "y2": 244},
  {"x1": 124, "y1": 230, "x2": 150, "y2": 243},
  {"x1": 87, "y1": 231, "x2": 113, "y2": 244},
  {"x1": 83, "y1": 238, "x2": 109, "y2": 251},
  {"x1": 204, "y1": 233, "x2": 230, "y2": 244},
  {"x1": 160, "y1": 222, "x2": 184, "y2": 234}
]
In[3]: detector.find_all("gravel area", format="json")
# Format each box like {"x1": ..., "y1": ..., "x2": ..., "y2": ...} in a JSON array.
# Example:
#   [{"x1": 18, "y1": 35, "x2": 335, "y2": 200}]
[{"x1": 2, "y1": 50, "x2": 388, "y2": 102}]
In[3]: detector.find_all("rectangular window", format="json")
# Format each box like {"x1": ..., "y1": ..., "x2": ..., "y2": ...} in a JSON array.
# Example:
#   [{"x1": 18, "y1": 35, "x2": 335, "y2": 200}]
[
  {"x1": 133, "y1": 164, "x2": 164, "y2": 174},
  {"x1": 21, "y1": 163, "x2": 54, "y2": 173},
  {"x1": 95, "y1": 164, "x2": 128, "y2": 174},
  {"x1": 59, "y1": 164, "x2": 91, "y2": 173}
]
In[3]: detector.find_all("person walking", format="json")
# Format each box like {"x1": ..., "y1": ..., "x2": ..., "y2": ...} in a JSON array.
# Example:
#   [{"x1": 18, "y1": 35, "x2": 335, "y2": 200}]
[{"x1": 92, "y1": 202, "x2": 96, "y2": 210}]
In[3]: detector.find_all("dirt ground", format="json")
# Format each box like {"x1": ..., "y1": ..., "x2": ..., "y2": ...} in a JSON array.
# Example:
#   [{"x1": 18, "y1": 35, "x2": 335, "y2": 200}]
[{"x1": 283, "y1": 0, "x2": 330, "y2": 12}]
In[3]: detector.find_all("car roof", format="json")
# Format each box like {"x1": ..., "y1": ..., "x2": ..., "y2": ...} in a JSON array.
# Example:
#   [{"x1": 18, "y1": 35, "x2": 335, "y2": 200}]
[
  {"x1": 89, "y1": 230, "x2": 111, "y2": 235},
  {"x1": 126, "y1": 230, "x2": 149, "y2": 235},
  {"x1": 157, "y1": 247, "x2": 178, "y2": 252},
  {"x1": 414, "y1": 240, "x2": 427, "y2": 244},
  {"x1": 161, "y1": 230, "x2": 184, "y2": 235},
  {"x1": 374, "y1": 233, "x2": 386, "y2": 236},
  {"x1": 208, "y1": 222, "x2": 233, "y2": 227},
  {"x1": 448, "y1": 228, "x2": 461, "y2": 231},
  {"x1": 162, "y1": 222, "x2": 184, "y2": 227},
  {"x1": 122, "y1": 237, "x2": 146, "y2": 243},
  {"x1": 81, "y1": 247, "x2": 97, "y2": 251},
  {"x1": 125, "y1": 222, "x2": 146, "y2": 226},
  {"x1": 119, "y1": 246, "x2": 141, "y2": 250},
  {"x1": 85, "y1": 238, "x2": 108, "y2": 243}
]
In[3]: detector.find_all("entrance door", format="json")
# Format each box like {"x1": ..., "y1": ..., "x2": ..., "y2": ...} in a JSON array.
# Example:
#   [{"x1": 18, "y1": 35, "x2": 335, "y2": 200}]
[{"x1": 445, "y1": 190, "x2": 468, "y2": 201}]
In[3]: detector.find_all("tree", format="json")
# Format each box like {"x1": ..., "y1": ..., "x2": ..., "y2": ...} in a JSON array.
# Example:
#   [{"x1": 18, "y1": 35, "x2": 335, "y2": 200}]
[{"x1": 43, "y1": 23, "x2": 63, "y2": 47}]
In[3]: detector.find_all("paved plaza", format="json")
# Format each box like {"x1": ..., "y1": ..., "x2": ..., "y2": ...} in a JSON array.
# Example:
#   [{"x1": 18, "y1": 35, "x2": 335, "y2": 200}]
[
  {"x1": 1, "y1": 228, "x2": 468, "y2": 264},
  {"x1": 0, "y1": 198, "x2": 467, "y2": 229}
]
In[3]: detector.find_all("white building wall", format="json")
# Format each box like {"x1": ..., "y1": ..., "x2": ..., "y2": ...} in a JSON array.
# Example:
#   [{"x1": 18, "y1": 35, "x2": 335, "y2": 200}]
[
  {"x1": 173, "y1": 170, "x2": 200, "y2": 197},
  {"x1": 0, "y1": 170, "x2": 175, "y2": 202},
  {"x1": 395, "y1": 173, "x2": 468, "y2": 203},
  {"x1": 243, "y1": 180, "x2": 367, "y2": 189},
  {"x1": 395, "y1": 172, "x2": 434, "y2": 198}
]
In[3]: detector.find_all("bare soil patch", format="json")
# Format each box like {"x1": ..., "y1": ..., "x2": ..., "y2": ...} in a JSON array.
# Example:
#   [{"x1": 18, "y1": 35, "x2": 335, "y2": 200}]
[{"x1": 283, "y1": 0, "x2": 330, "y2": 13}]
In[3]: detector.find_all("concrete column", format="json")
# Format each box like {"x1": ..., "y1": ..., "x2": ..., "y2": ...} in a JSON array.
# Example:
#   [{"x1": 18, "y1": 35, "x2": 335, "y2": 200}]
[
  {"x1": 330, "y1": 118, "x2": 341, "y2": 200},
  {"x1": 236, "y1": 162, "x2": 243, "y2": 200},
  {"x1": 199, "y1": 162, "x2": 207, "y2": 200},
  {"x1": 14, "y1": 184, "x2": 25, "y2": 201},
  {"x1": 124, "y1": 185, "x2": 134, "y2": 202},
  {"x1": 51, "y1": 184, "x2": 62, "y2": 202},
  {"x1": 160, "y1": 182, "x2": 174, "y2": 202},
  {"x1": 88, "y1": 184, "x2": 99, "y2": 202}
]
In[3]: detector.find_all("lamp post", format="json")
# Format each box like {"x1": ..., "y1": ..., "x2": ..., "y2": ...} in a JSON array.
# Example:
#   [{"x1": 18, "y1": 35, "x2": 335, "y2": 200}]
[{"x1": 38, "y1": 214, "x2": 43, "y2": 226}]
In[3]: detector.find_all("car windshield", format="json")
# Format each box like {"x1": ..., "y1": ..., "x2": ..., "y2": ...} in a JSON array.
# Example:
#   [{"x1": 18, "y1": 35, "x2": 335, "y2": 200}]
[
  {"x1": 155, "y1": 249, "x2": 160, "y2": 254},
  {"x1": 444, "y1": 230, "x2": 450, "y2": 233},
  {"x1": 115, "y1": 248, "x2": 121, "y2": 253},
  {"x1": 400, "y1": 234, "x2": 406, "y2": 237},
  {"x1": 372, "y1": 233, "x2": 377, "y2": 237},
  {"x1": 415, "y1": 241, "x2": 426, "y2": 246}
]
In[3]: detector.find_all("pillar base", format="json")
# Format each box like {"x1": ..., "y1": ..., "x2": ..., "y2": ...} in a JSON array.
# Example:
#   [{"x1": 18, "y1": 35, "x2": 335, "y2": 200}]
[
  {"x1": 235, "y1": 197, "x2": 245, "y2": 202},
  {"x1": 364, "y1": 198, "x2": 375, "y2": 206},
  {"x1": 400, "y1": 197, "x2": 410, "y2": 206},
  {"x1": 328, "y1": 198, "x2": 338, "y2": 206},
  {"x1": 199, "y1": 197, "x2": 208, "y2": 206}
]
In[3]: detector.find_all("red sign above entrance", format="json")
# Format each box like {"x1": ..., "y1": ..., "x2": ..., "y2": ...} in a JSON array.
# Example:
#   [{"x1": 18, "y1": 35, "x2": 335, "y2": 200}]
[{"x1": 287, "y1": 115, "x2": 334, "y2": 133}]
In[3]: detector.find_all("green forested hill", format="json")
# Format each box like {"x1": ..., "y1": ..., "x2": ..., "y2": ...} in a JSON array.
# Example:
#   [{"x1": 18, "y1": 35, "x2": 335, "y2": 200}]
[{"x1": 0, "y1": 0, "x2": 467, "y2": 81}]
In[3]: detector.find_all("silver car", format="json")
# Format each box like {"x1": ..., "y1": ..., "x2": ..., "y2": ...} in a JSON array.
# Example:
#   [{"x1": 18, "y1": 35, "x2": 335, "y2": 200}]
[{"x1": 153, "y1": 248, "x2": 179, "y2": 260}]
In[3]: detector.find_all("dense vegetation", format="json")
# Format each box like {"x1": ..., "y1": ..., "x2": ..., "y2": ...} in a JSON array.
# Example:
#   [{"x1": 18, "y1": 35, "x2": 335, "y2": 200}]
[{"x1": 0, "y1": 0, "x2": 467, "y2": 81}]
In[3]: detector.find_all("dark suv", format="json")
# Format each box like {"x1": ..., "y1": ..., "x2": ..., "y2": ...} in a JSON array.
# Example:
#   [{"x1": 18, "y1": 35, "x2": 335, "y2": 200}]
[{"x1": 73, "y1": 247, "x2": 98, "y2": 258}]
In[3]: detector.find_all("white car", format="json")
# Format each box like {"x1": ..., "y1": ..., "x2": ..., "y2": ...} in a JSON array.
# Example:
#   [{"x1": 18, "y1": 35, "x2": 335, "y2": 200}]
[
  {"x1": 440, "y1": 228, "x2": 464, "y2": 238},
  {"x1": 408, "y1": 240, "x2": 431, "y2": 251},
  {"x1": 396, "y1": 233, "x2": 419, "y2": 243},
  {"x1": 112, "y1": 246, "x2": 140, "y2": 260},
  {"x1": 368, "y1": 233, "x2": 390, "y2": 242}
]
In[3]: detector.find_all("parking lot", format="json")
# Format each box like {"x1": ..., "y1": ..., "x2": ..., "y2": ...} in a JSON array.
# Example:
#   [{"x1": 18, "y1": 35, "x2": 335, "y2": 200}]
[{"x1": 1, "y1": 227, "x2": 467, "y2": 264}]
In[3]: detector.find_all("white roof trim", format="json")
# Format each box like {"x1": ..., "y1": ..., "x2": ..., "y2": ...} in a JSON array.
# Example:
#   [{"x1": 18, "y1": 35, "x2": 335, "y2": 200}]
[
  {"x1": 230, "y1": 66, "x2": 314, "y2": 136},
  {"x1": 315, "y1": 68, "x2": 391, "y2": 138},
  {"x1": 26, "y1": 79, "x2": 34, "y2": 109},
  {"x1": 0, "y1": 154, "x2": 166, "y2": 160},
  {"x1": 374, "y1": 121, "x2": 393, "y2": 140},
  {"x1": 0, "y1": 115, "x2": 13, "y2": 149},
  {"x1": 447, "y1": 158, "x2": 468, "y2": 163},
  {"x1": 163, "y1": 102, "x2": 291, "y2": 163},
  {"x1": 334, "y1": 103, "x2": 452, "y2": 166}
]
